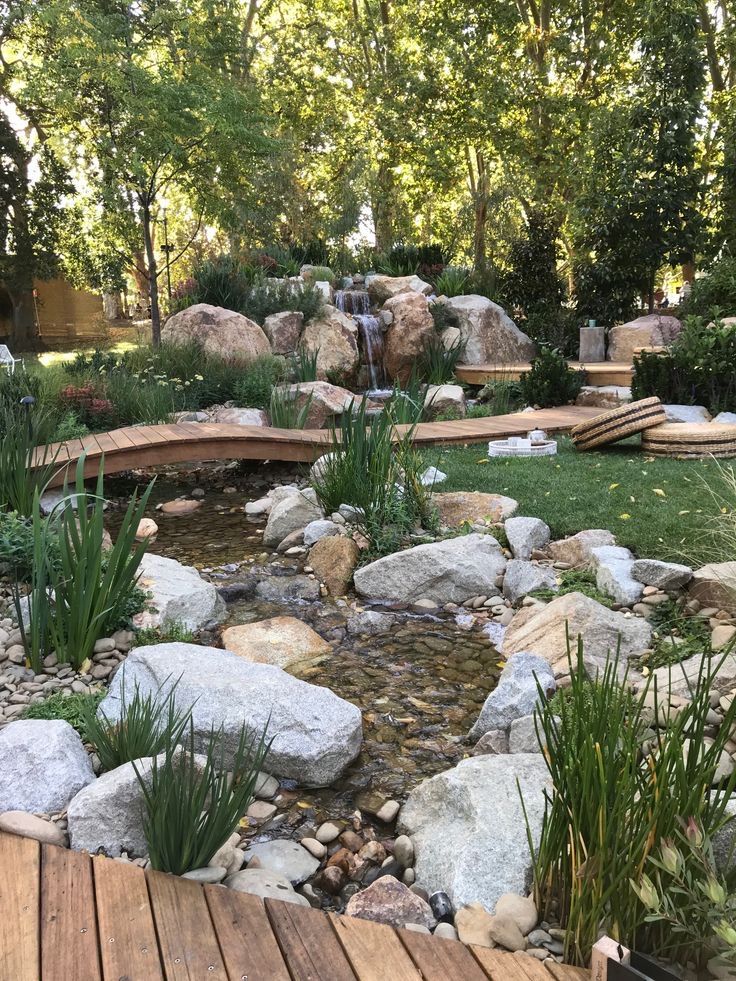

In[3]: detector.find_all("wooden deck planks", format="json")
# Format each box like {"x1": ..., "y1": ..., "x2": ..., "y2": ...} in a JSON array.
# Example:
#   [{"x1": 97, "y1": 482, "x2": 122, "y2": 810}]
[
  {"x1": 41, "y1": 844, "x2": 102, "y2": 981},
  {"x1": 329, "y1": 913, "x2": 422, "y2": 981},
  {"x1": 0, "y1": 833, "x2": 40, "y2": 981},
  {"x1": 397, "y1": 928, "x2": 492, "y2": 980},
  {"x1": 265, "y1": 898, "x2": 357, "y2": 980},
  {"x1": 204, "y1": 886, "x2": 291, "y2": 981},
  {"x1": 93, "y1": 856, "x2": 164, "y2": 981},
  {"x1": 146, "y1": 870, "x2": 228, "y2": 981}
]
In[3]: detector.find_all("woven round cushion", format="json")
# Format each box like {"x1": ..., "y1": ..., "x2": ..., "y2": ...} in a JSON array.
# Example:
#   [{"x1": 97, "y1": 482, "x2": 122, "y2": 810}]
[
  {"x1": 570, "y1": 397, "x2": 667, "y2": 451},
  {"x1": 642, "y1": 423, "x2": 736, "y2": 459}
]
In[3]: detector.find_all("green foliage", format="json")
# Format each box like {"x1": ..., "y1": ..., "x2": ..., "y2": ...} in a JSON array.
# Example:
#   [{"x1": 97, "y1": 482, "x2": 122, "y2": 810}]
[
  {"x1": 0, "y1": 511, "x2": 52, "y2": 580},
  {"x1": 385, "y1": 374, "x2": 426, "y2": 425},
  {"x1": 518, "y1": 349, "x2": 583, "y2": 408},
  {"x1": 523, "y1": 307, "x2": 580, "y2": 358},
  {"x1": 268, "y1": 387, "x2": 313, "y2": 429},
  {"x1": 241, "y1": 280, "x2": 324, "y2": 327},
  {"x1": 477, "y1": 380, "x2": 522, "y2": 416},
  {"x1": 642, "y1": 599, "x2": 712, "y2": 669},
  {"x1": 429, "y1": 302, "x2": 460, "y2": 334},
  {"x1": 300, "y1": 265, "x2": 334, "y2": 284},
  {"x1": 83, "y1": 675, "x2": 192, "y2": 772},
  {"x1": 528, "y1": 641, "x2": 736, "y2": 967},
  {"x1": 420, "y1": 333, "x2": 466, "y2": 385},
  {"x1": 434, "y1": 266, "x2": 472, "y2": 297},
  {"x1": 17, "y1": 456, "x2": 153, "y2": 671},
  {"x1": 312, "y1": 399, "x2": 435, "y2": 556},
  {"x1": 290, "y1": 345, "x2": 319, "y2": 383},
  {"x1": 502, "y1": 209, "x2": 567, "y2": 326},
  {"x1": 632, "y1": 316, "x2": 736, "y2": 414},
  {"x1": 376, "y1": 244, "x2": 444, "y2": 277},
  {"x1": 135, "y1": 721, "x2": 270, "y2": 875},
  {"x1": 682, "y1": 256, "x2": 736, "y2": 319},
  {"x1": 0, "y1": 406, "x2": 61, "y2": 517},
  {"x1": 183, "y1": 255, "x2": 263, "y2": 311},
  {"x1": 134, "y1": 623, "x2": 196, "y2": 646},
  {"x1": 530, "y1": 569, "x2": 613, "y2": 607},
  {"x1": 51, "y1": 412, "x2": 90, "y2": 442},
  {"x1": 231, "y1": 355, "x2": 286, "y2": 409},
  {"x1": 21, "y1": 691, "x2": 105, "y2": 741}
]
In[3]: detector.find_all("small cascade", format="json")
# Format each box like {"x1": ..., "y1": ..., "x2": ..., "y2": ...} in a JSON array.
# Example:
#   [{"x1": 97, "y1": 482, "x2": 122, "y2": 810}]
[
  {"x1": 354, "y1": 314, "x2": 386, "y2": 390},
  {"x1": 335, "y1": 289, "x2": 371, "y2": 316}
]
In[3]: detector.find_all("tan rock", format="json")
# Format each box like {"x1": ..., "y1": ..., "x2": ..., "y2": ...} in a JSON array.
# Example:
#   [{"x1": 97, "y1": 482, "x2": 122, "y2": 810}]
[
  {"x1": 367, "y1": 274, "x2": 433, "y2": 304},
  {"x1": 712, "y1": 624, "x2": 736, "y2": 651},
  {"x1": 455, "y1": 902, "x2": 495, "y2": 948},
  {"x1": 274, "y1": 380, "x2": 357, "y2": 429},
  {"x1": 161, "y1": 303, "x2": 271, "y2": 364},
  {"x1": 689, "y1": 563, "x2": 736, "y2": 611},
  {"x1": 213, "y1": 407, "x2": 269, "y2": 426},
  {"x1": 383, "y1": 293, "x2": 434, "y2": 384},
  {"x1": 135, "y1": 518, "x2": 159, "y2": 540},
  {"x1": 546, "y1": 529, "x2": 616, "y2": 569},
  {"x1": 494, "y1": 893, "x2": 538, "y2": 935},
  {"x1": 300, "y1": 306, "x2": 359, "y2": 381},
  {"x1": 607, "y1": 313, "x2": 682, "y2": 362},
  {"x1": 0, "y1": 811, "x2": 65, "y2": 846},
  {"x1": 160, "y1": 499, "x2": 202, "y2": 516},
  {"x1": 434, "y1": 491, "x2": 518, "y2": 528},
  {"x1": 263, "y1": 310, "x2": 304, "y2": 355},
  {"x1": 221, "y1": 616, "x2": 330, "y2": 672},
  {"x1": 487, "y1": 913, "x2": 527, "y2": 951},
  {"x1": 310, "y1": 536, "x2": 360, "y2": 596},
  {"x1": 424, "y1": 384, "x2": 466, "y2": 419}
]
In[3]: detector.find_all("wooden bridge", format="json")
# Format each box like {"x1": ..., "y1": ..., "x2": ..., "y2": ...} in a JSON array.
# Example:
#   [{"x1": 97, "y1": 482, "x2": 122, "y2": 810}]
[
  {"x1": 32, "y1": 406, "x2": 602, "y2": 488},
  {"x1": 0, "y1": 829, "x2": 588, "y2": 981}
]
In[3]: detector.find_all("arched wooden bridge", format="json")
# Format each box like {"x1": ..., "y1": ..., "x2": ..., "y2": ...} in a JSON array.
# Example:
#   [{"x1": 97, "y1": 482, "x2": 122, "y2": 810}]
[{"x1": 32, "y1": 406, "x2": 601, "y2": 488}]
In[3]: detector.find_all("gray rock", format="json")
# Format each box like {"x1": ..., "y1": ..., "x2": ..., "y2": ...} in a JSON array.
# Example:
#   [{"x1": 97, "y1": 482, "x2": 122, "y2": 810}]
[
  {"x1": 504, "y1": 517, "x2": 551, "y2": 561},
  {"x1": 254, "y1": 575, "x2": 321, "y2": 603},
  {"x1": 469, "y1": 652, "x2": 556, "y2": 741},
  {"x1": 713, "y1": 795, "x2": 736, "y2": 875},
  {"x1": 631, "y1": 559, "x2": 693, "y2": 590},
  {"x1": 664, "y1": 404, "x2": 711, "y2": 423},
  {"x1": 225, "y1": 868, "x2": 310, "y2": 906},
  {"x1": 472, "y1": 729, "x2": 509, "y2": 755},
  {"x1": 182, "y1": 866, "x2": 228, "y2": 884},
  {"x1": 135, "y1": 552, "x2": 225, "y2": 632},
  {"x1": 97, "y1": 643, "x2": 362, "y2": 787},
  {"x1": 0, "y1": 720, "x2": 95, "y2": 813},
  {"x1": 346, "y1": 611, "x2": 396, "y2": 636},
  {"x1": 398, "y1": 754, "x2": 550, "y2": 912},
  {"x1": 245, "y1": 839, "x2": 319, "y2": 884},
  {"x1": 263, "y1": 491, "x2": 322, "y2": 547},
  {"x1": 508, "y1": 714, "x2": 557, "y2": 754},
  {"x1": 443, "y1": 295, "x2": 536, "y2": 364},
  {"x1": 303, "y1": 519, "x2": 342, "y2": 546},
  {"x1": 713, "y1": 412, "x2": 736, "y2": 425},
  {"x1": 354, "y1": 533, "x2": 506, "y2": 605},
  {"x1": 503, "y1": 561, "x2": 557, "y2": 604},
  {"x1": 592, "y1": 545, "x2": 643, "y2": 606}
]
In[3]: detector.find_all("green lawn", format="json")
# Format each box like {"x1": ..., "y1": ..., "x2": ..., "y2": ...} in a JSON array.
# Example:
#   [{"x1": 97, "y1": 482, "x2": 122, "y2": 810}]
[{"x1": 427, "y1": 437, "x2": 732, "y2": 566}]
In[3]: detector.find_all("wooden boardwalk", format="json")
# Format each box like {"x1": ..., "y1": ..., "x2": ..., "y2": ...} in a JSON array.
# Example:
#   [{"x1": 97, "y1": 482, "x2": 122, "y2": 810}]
[
  {"x1": 0, "y1": 830, "x2": 588, "y2": 981},
  {"x1": 456, "y1": 362, "x2": 634, "y2": 387},
  {"x1": 32, "y1": 406, "x2": 601, "y2": 488}
]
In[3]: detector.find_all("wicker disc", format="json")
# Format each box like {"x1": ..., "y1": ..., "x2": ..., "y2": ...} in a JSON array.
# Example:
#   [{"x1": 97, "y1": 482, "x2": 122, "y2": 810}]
[
  {"x1": 570, "y1": 397, "x2": 667, "y2": 451},
  {"x1": 641, "y1": 423, "x2": 736, "y2": 459}
]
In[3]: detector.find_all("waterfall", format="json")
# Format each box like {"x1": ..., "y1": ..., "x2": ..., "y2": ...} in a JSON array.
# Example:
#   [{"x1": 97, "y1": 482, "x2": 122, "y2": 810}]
[
  {"x1": 334, "y1": 290, "x2": 370, "y2": 315},
  {"x1": 354, "y1": 314, "x2": 386, "y2": 390}
]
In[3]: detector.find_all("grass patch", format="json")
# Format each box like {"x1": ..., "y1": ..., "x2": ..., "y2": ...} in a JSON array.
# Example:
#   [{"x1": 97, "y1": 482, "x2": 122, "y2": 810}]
[
  {"x1": 530, "y1": 569, "x2": 614, "y2": 607},
  {"x1": 642, "y1": 599, "x2": 712, "y2": 670},
  {"x1": 430, "y1": 437, "x2": 722, "y2": 564},
  {"x1": 134, "y1": 623, "x2": 195, "y2": 646},
  {"x1": 22, "y1": 690, "x2": 105, "y2": 740}
]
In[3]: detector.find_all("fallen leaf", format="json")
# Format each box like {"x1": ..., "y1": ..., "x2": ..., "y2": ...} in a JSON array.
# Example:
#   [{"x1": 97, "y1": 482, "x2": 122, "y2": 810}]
[
  {"x1": 619, "y1": 513, "x2": 631, "y2": 520},
  {"x1": 653, "y1": 488, "x2": 666, "y2": 497},
  {"x1": 609, "y1": 482, "x2": 620, "y2": 491}
]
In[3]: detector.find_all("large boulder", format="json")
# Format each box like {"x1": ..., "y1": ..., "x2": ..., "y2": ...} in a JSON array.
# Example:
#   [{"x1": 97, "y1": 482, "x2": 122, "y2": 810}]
[
  {"x1": 689, "y1": 562, "x2": 736, "y2": 610},
  {"x1": 263, "y1": 310, "x2": 304, "y2": 355},
  {"x1": 434, "y1": 491, "x2": 518, "y2": 528},
  {"x1": 274, "y1": 381, "x2": 357, "y2": 429},
  {"x1": 353, "y1": 533, "x2": 506, "y2": 605},
  {"x1": 367, "y1": 275, "x2": 433, "y2": 305},
  {"x1": 97, "y1": 643, "x2": 363, "y2": 786},
  {"x1": 220, "y1": 617, "x2": 331, "y2": 671},
  {"x1": 263, "y1": 488, "x2": 323, "y2": 547},
  {"x1": 546, "y1": 529, "x2": 616, "y2": 569},
  {"x1": 0, "y1": 720, "x2": 95, "y2": 813},
  {"x1": 424, "y1": 384, "x2": 466, "y2": 419},
  {"x1": 398, "y1": 754, "x2": 550, "y2": 911},
  {"x1": 161, "y1": 304, "x2": 271, "y2": 364},
  {"x1": 502, "y1": 560, "x2": 558, "y2": 604},
  {"x1": 591, "y1": 545, "x2": 643, "y2": 607},
  {"x1": 383, "y1": 293, "x2": 435, "y2": 384},
  {"x1": 444, "y1": 295, "x2": 536, "y2": 364},
  {"x1": 309, "y1": 536, "x2": 360, "y2": 596},
  {"x1": 607, "y1": 313, "x2": 682, "y2": 362},
  {"x1": 212, "y1": 407, "x2": 269, "y2": 426},
  {"x1": 300, "y1": 306, "x2": 359, "y2": 381},
  {"x1": 505, "y1": 517, "x2": 551, "y2": 560},
  {"x1": 502, "y1": 591, "x2": 652, "y2": 678},
  {"x1": 468, "y1": 652, "x2": 556, "y2": 741},
  {"x1": 651, "y1": 651, "x2": 736, "y2": 699},
  {"x1": 133, "y1": 552, "x2": 226, "y2": 632}
]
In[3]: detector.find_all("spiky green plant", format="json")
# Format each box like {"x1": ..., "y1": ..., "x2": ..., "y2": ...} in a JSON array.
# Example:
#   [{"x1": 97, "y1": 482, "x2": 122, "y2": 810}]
[
  {"x1": 268, "y1": 387, "x2": 314, "y2": 429},
  {"x1": 419, "y1": 333, "x2": 466, "y2": 385},
  {"x1": 290, "y1": 344, "x2": 319, "y2": 382},
  {"x1": 0, "y1": 406, "x2": 61, "y2": 516}
]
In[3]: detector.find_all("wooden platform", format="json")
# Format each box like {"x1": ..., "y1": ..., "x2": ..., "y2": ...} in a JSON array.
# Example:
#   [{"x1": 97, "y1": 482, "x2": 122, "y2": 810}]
[
  {"x1": 31, "y1": 407, "x2": 602, "y2": 488},
  {"x1": 0, "y1": 830, "x2": 588, "y2": 981},
  {"x1": 456, "y1": 362, "x2": 635, "y2": 388}
]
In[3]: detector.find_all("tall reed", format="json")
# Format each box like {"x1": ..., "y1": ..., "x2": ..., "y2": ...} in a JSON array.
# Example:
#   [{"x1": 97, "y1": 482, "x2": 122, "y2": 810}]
[{"x1": 0, "y1": 406, "x2": 60, "y2": 516}]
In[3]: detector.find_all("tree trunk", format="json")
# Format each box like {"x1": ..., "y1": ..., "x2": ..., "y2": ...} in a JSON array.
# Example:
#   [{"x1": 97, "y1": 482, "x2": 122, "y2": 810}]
[
  {"x1": 372, "y1": 161, "x2": 396, "y2": 253},
  {"x1": 6, "y1": 288, "x2": 39, "y2": 351},
  {"x1": 141, "y1": 204, "x2": 161, "y2": 347},
  {"x1": 648, "y1": 268, "x2": 656, "y2": 314}
]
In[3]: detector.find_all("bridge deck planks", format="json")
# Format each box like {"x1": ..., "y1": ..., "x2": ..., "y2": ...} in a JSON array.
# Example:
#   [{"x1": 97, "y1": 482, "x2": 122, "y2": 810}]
[{"x1": 0, "y1": 829, "x2": 586, "y2": 981}]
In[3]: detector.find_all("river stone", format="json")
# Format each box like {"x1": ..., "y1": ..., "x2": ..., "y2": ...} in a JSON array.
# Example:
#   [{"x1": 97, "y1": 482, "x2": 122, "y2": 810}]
[
  {"x1": 303, "y1": 519, "x2": 342, "y2": 546},
  {"x1": 398, "y1": 754, "x2": 550, "y2": 911},
  {"x1": 503, "y1": 592, "x2": 651, "y2": 678},
  {"x1": 245, "y1": 839, "x2": 320, "y2": 884},
  {"x1": 0, "y1": 720, "x2": 95, "y2": 814},
  {"x1": 97, "y1": 643, "x2": 362, "y2": 786},
  {"x1": 508, "y1": 714, "x2": 553, "y2": 754},
  {"x1": 503, "y1": 560, "x2": 557, "y2": 604},
  {"x1": 309, "y1": 536, "x2": 360, "y2": 596},
  {"x1": 495, "y1": 893, "x2": 538, "y2": 934},
  {"x1": 631, "y1": 559, "x2": 693, "y2": 590},
  {"x1": 133, "y1": 552, "x2": 226, "y2": 632},
  {"x1": 434, "y1": 491, "x2": 518, "y2": 527},
  {"x1": 591, "y1": 545, "x2": 643, "y2": 606},
  {"x1": 225, "y1": 868, "x2": 310, "y2": 906},
  {"x1": 345, "y1": 876, "x2": 436, "y2": 929},
  {"x1": 443, "y1": 295, "x2": 536, "y2": 364},
  {"x1": 468, "y1": 652, "x2": 555, "y2": 741},
  {"x1": 0, "y1": 811, "x2": 66, "y2": 846},
  {"x1": 505, "y1": 517, "x2": 551, "y2": 560},
  {"x1": 346, "y1": 611, "x2": 396, "y2": 636},
  {"x1": 546, "y1": 529, "x2": 616, "y2": 569},
  {"x1": 263, "y1": 490, "x2": 323, "y2": 547},
  {"x1": 455, "y1": 903, "x2": 494, "y2": 947},
  {"x1": 713, "y1": 795, "x2": 736, "y2": 874},
  {"x1": 161, "y1": 304, "x2": 271, "y2": 363},
  {"x1": 254, "y1": 575, "x2": 321, "y2": 603},
  {"x1": 354, "y1": 533, "x2": 506, "y2": 605},
  {"x1": 221, "y1": 617, "x2": 331, "y2": 671},
  {"x1": 689, "y1": 562, "x2": 736, "y2": 610},
  {"x1": 161, "y1": 499, "x2": 202, "y2": 516}
]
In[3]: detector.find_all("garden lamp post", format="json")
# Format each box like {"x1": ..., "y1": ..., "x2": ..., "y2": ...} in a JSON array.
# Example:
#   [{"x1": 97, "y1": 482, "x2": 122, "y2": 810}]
[
  {"x1": 20, "y1": 395, "x2": 35, "y2": 441},
  {"x1": 160, "y1": 200, "x2": 173, "y2": 309}
]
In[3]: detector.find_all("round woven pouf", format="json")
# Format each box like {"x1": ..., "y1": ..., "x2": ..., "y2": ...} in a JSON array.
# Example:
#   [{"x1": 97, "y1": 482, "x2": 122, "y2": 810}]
[
  {"x1": 570, "y1": 397, "x2": 667, "y2": 451},
  {"x1": 642, "y1": 422, "x2": 736, "y2": 459}
]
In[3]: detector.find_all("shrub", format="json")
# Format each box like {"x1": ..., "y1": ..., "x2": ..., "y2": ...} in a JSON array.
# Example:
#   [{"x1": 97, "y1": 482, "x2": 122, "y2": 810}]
[
  {"x1": 21, "y1": 691, "x2": 105, "y2": 740},
  {"x1": 241, "y1": 280, "x2": 324, "y2": 326},
  {"x1": 419, "y1": 333, "x2": 466, "y2": 385},
  {"x1": 632, "y1": 316, "x2": 736, "y2": 414},
  {"x1": 134, "y1": 622, "x2": 195, "y2": 646},
  {"x1": 528, "y1": 642, "x2": 736, "y2": 967},
  {"x1": 185, "y1": 255, "x2": 262, "y2": 311},
  {"x1": 502, "y1": 209, "x2": 566, "y2": 317},
  {"x1": 52, "y1": 411, "x2": 90, "y2": 442},
  {"x1": 434, "y1": 266, "x2": 472, "y2": 297},
  {"x1": 82, "y1": 674, "x2": 192, "y2": 771},
  {"x1": 59, "y1": 384, "x2": 116, "y2": 429},
  {"x1": 477, "y1": 380, "x2": 522, "y2": 416},
  {"x1": 135, "y1": 720, "x2": 270, "y2": 875},
  {"x1": 682, "y1": 254, "x2": 736, "y2": 319},
  {"x1": 0, "y1": 510, "x2": 59, "y2": 580},
  {"x1": 523, "y1": 306, "x2": 581, "y2": 357},
  {"x1": 300, "y1": 264, "x2": 334, "y2": 284},
  {"x1": 518, "y1": 348, "x2": 583, "y2": 407},
  {"x1": 232, "y1": 355, "x2": 286, "y2": 409}
]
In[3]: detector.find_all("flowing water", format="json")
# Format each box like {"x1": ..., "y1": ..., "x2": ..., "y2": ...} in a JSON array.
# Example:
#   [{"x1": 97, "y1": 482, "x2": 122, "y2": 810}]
[{"x1": 335, "y1": 290, "x2": 387, "y2": 390}]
